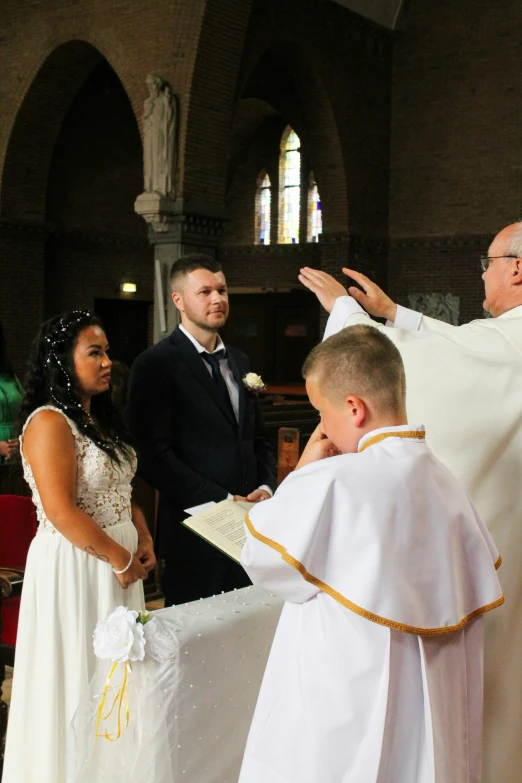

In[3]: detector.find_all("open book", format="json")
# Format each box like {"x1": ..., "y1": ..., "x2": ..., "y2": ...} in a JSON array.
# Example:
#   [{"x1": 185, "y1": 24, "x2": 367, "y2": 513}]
[{"x1": 182, "y1": 499, "x2": 254, "y2": 564}]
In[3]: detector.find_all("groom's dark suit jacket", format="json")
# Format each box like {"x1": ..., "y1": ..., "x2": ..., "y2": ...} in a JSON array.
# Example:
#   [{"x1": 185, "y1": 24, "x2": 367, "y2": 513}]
[{"x1": 127, "y1": 327, "x2": 276, "y2": 566}]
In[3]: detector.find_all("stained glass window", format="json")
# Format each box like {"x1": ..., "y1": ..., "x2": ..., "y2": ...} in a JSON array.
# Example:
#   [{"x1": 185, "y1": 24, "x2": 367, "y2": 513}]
[
  {"x1": 256, "y1": 173, "x2": 271, "y2": 245},
  {"x1": 279, "y1": 128, "x2": 301, "y2": 244},
  {"x1": 307, "y1": 174, "x2": 322, "y2": 243}
]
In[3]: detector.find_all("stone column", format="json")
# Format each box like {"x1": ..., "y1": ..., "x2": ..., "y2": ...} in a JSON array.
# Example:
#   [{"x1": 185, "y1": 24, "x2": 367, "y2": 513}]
[{"x1": 134, "y1": 194, "x2": 227, "y2": 343}]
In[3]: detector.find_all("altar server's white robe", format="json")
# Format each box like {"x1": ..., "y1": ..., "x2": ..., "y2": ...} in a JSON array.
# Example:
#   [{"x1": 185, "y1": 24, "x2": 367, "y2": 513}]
[
  {"x1": 324, "y1": 297, "x2": 522, "y2": 783},
  {"x1": 239, "y1": 428, "x2": 503, "y2": 783}
]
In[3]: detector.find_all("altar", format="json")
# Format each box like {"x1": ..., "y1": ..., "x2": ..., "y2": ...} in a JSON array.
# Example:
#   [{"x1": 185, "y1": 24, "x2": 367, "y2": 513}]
[
  {"x1": 156, "y1": 586, "x2": 282, "y2": 781},
  {"x1": 73, "y1": 587, "x2": 283, "y2": 783}
]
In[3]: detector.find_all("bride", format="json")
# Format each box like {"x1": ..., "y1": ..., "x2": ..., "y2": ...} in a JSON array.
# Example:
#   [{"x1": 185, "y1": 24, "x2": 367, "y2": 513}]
[{"x1": 2, "y1": 310, "x2": 156, "y2": 783}]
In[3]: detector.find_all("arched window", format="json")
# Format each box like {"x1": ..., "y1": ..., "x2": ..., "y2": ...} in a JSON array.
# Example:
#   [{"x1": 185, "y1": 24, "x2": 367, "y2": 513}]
[
  {"x1": 279, "y1": 127, "x2": 301, "y2": 243},
  {"x1": 255, "y1": 172, "x2": 271, "y2": 245},
  {"x1": 307, "y1": 174, "x2": 322, "y2": 243}
]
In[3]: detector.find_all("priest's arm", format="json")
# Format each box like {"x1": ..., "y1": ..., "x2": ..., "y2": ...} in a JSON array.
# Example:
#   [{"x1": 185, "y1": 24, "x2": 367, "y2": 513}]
[
  {"x1": 325, "y1": 293, "x2": 461, "y2": 340},
  {"x1": 299, "y1": 266, "x2": 495, "y2": 345}
]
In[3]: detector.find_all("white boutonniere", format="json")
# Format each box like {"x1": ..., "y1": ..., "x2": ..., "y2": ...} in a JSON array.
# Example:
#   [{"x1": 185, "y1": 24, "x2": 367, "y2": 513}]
[{"x1": 243, "y1": 372, "x2": 266, "y2": 394}]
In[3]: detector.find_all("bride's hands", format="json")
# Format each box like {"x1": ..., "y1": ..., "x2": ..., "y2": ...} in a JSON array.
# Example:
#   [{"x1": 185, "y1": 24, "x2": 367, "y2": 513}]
[{"x1": 113, "y1": 553, "x2": 148, "y2": 589}]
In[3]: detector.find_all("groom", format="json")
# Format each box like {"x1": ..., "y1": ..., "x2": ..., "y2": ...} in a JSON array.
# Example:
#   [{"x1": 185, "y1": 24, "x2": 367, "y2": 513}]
[{"x1": 128, "y1": 254, "x2": 276, "y2": 606}]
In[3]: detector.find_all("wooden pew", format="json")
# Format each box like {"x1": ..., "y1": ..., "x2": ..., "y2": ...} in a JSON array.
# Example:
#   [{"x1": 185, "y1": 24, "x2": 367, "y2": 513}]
[{"x1": 260, "y1": 398, "x2": 318, "y2": 467}]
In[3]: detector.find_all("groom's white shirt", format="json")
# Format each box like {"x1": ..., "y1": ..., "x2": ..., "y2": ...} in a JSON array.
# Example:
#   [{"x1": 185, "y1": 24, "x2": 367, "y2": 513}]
[
  {"x1": 324, "y1": 295, "x2": 522, "y2": 783},
  {"x1": 179, "y1": 324, "x2": 272, "y2": 499}
]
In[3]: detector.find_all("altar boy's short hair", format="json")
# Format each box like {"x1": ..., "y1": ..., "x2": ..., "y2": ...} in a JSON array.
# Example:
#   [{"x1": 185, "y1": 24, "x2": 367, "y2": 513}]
[{"x1": 302, "y1": 325, "x2": 406, "y2": 414}]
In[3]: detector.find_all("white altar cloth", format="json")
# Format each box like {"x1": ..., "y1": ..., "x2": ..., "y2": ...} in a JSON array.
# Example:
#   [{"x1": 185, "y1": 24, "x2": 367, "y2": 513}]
[
  {"x1": 71, "y1": 587, "x2": 283, "y2": 783},
  {"x1": 155, "y1": 586, "x2": 283, "y2": 782}
]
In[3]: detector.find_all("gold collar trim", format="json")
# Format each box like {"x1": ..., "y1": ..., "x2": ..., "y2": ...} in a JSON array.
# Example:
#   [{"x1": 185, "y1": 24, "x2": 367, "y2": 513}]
[
  {"x1": 245, "y1": 514, "x2": 504, "y2": 636},
  {"x1": 358, "y1": 430, "x2": 426, "y2": 453}
]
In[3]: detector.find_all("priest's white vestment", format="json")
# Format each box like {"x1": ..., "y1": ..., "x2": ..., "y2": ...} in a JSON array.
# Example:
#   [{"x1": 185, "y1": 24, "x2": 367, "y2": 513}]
[
  {"x1": 324, "y1": 297, "x2": 522, "y2": 783},
  {"x1": 239, "y1": 427, "x2": 503, "y2": 783}
]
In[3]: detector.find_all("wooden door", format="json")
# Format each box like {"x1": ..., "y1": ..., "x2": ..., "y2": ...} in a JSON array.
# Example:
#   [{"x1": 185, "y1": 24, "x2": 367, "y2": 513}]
[
  {"x1": 221, "y1": 292, "x2": 319, "y2": 383},
  {"x1": 275, "y1": 303, "x2": 319, "y2": 383}
]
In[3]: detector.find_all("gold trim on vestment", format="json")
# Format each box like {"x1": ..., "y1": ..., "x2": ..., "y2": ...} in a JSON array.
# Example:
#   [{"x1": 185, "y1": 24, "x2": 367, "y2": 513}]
[
  {"x1": 245, "y1": 515, "x2": 504, "y2": 637},
  {"x1": 358, "y1": 430, "x2": 426, "y2": 453},
  {"x1": 495, "y1": 554, "x2": 502, "y2": 569}
]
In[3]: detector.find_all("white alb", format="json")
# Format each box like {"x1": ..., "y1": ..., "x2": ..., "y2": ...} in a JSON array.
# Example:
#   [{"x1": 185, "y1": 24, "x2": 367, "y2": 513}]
[{"x1": 324, "y1": 296, "x2": 522, "y2": 783}]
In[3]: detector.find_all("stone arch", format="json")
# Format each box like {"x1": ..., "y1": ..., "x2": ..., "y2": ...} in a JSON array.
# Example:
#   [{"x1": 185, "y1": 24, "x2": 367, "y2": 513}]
[
  {"x1": 181, "y1": 0, "x2": 254, "y2": 206},
  {"x1": 0, "y1": 39, "x2": 140, "y2": 222},
  {"x1": 0, "y1": 39, "x2": 149, "y2": 373},
  {"x1": 233, "y1": 40, "x2": 349, "y2": 235}
]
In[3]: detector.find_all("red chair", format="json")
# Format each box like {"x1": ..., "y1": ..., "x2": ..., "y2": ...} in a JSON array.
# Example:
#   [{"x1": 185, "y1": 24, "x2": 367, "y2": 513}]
[
  {"x1": 0, "y1": 495, "x2": 37, "y2": 775},
  {"x1": 0, "y1": 495, "x2": 37, "y2": 659}
]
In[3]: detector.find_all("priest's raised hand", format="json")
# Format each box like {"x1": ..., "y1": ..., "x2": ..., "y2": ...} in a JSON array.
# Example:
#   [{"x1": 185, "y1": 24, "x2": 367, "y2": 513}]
[{"x1": 299, "y1": 266, "x2": 397, "y2": 321}]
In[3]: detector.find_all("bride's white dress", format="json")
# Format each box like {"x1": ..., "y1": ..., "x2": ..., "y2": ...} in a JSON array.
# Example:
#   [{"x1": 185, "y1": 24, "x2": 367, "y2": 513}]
[{"x1": 2, "y1": 405, "x2": 145, "y2": 783}]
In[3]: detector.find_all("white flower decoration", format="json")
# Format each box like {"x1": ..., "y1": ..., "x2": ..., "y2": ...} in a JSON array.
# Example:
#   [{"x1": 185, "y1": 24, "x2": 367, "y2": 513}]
[
  {"x1": 243, "y1": 372, "x2": 266, "y2": 392},
  {"x1": 93, "y1": 606, "x2": 147, "y2": 663}
]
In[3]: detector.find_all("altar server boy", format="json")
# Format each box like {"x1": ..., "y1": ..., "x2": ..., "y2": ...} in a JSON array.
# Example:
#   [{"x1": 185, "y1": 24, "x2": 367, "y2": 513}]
[{"x1": 239, "y1": 325, "x2": 503, "y2": 783}]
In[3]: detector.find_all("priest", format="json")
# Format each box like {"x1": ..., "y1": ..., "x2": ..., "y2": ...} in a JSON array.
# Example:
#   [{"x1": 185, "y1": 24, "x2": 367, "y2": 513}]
[
  {"x1": 298, "y1": 220, "x2": 522, "y2": 783},
  {"x1": 239, "y1": 325, "x2": 503, "y2": 783}
]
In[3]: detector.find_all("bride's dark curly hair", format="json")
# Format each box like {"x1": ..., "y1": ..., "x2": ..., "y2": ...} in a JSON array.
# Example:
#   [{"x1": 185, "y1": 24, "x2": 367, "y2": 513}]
[{"x1": 16, "y1": 310, "x2": 133, "y2": 464}]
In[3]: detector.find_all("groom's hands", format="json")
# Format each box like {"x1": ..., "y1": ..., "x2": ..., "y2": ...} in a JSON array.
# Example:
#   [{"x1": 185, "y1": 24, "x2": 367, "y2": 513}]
[
  {"x1": 233, "y1": 489, "x2": 271, "y2": 503},
  {"x1": 136, "y1": 535, "x2": 157, "y2": 573},
  {"x1": 299, "y1": 266, "x2": 397, "y2": 322}
]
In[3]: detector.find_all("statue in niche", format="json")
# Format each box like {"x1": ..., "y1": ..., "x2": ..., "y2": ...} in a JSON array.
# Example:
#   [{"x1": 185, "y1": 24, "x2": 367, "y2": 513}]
[
  {"x1": 143, "y1": 73, "x2": 178, "y2": 197},
  {"x1": 407, "y1": 292, "x2": 460, "y2": 325}
]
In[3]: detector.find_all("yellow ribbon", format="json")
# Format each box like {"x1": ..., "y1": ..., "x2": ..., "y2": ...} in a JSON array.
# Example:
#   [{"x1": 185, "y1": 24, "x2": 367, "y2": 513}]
[{"x1": 95, "y1": 660, "x2": 131, "y2": 746}]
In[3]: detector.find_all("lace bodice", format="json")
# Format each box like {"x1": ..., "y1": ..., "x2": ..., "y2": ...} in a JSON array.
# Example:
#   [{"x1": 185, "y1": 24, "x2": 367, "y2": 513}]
[{"x1": 20, "y1": 405, "x2": 137, "y2": 534}]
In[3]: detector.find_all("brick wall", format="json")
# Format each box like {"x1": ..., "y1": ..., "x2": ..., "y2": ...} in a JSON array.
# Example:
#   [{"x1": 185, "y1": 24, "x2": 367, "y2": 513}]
[
  {"x1": 220, "y1": 244, "x2": 321, "y2": 291},
  {"x1": 45, "y1": 235, "x2": 153, "y2": 317},
  {"x1": 0, "y1": 0, "x2": 211, "y2": 369},
  {"x1": 44, "y1": 57, "x2": 153, "y2": 315},
  {"x1": 46, "y1": 60, "x2": 146, "y2": 237},
  {"x1": 221, "y1": 0, "x2": 393, "y2": 311},
  {"x1": 391, "y1": 0, "x2": 522, "y2": 238},
  {"x1": 1, "y1": 226, "x2": 47, "y2": 379},
  {"x1": 223, "y1": 113, "x2": 284, "y2": 247},
  {"x1": 0, "y1": 0, "x2": 210, "y2": 214},
  {"x1": 388, "y1": 236, "x2": 491, "y2": 325},
  {"x1": 0, "y1": 50, "x2": 152, "y2": 369},
  {"x1": 3, "y1": 0, "x2": 520, "y2": 375},
  {"x1": 388, "y1": 0, "x2": 522, "y2": 321}
]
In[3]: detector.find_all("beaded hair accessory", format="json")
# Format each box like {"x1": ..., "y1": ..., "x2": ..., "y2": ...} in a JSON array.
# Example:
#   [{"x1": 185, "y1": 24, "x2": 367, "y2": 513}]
[
  {"x1": 44, "y1": 310, "x2": 120, "y2": 449},
  {"x1": 45, "y1": 310, "x2": 90, "y2": 415}
]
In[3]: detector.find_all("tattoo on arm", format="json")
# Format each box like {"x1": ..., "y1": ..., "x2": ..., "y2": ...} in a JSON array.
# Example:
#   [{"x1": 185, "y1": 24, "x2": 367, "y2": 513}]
[{"x1": 85, "y1": 545, "x2": 110, "y2": 562}]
